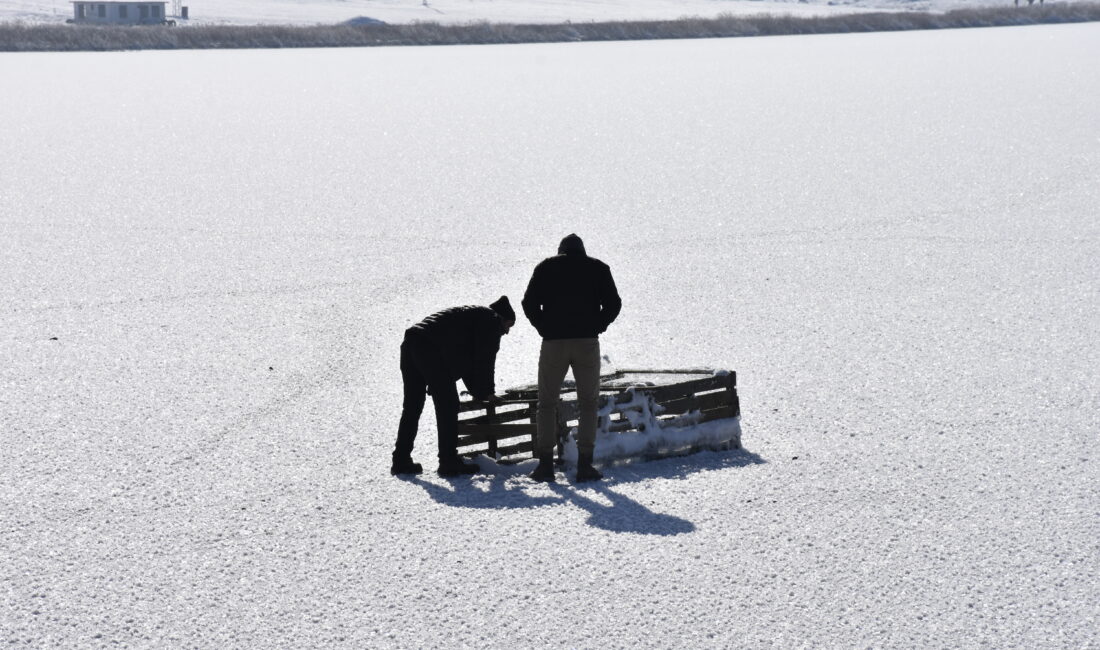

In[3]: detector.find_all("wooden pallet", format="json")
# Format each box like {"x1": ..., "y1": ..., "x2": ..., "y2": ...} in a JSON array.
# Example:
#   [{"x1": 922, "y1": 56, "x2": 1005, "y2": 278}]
[{"x1": 457, "y1": 368, "x2": 739, "y2": 462}]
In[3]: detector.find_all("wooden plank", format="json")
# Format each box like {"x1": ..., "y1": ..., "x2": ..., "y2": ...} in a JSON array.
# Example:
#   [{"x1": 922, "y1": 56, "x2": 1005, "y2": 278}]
[
  {"x1": 494, "y1": 440, "x2": 535, "y2": 457},
  {"x1": 604, "y1": 368, "x2": 730, "y2": 386},
  {"x1": 459, "y1": 405, "x2": 536, "y2": 424},
  {"x1": 460, "y1": 439, "x2": 534, "y2": 459},
  {"x1": 502, "y1": 370, "x2": 734, "y2": 397},
  {"x1": 458, "y1": 436, "x2": 528, "y2": 452},
  {"x1": 456, "y1": 423, "x2": 538, "y2": 445},
  {"x1": 458, "y1": 401, "x2": 487, "y2": 414},
  {"x1": 457, "y1": 397, "x2": 532, "y2": 414},
  {"x1": 698, "y1": 404, "x2": 738, "y2": 423},
  {"x1": 657, "y1": 389, "x2": 733, "y2": 416},
  {"x1": 616, "y1": 367, "x2": 717, "y2": 375},
  {"x1": 502, "y1": 389, "x2": 538, "y2": 400},
  {"x1": 457, "y1": 422, "x2": 538, "y2": 438},
  {"x1": 607, "y1": 420, "x2": 641, "y2": 433},
  {"x1": 646, "y1": 375, "x2": 729, "y2": 402}
]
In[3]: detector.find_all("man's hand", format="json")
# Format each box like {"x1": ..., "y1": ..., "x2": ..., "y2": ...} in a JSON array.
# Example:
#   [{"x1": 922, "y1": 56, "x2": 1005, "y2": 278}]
[
  {"x1": 480, "y1": 394, "x2": 505, "y2": 407},
  {"x1": 463, "y1": 392, "x2": 504, "y2": 406}
]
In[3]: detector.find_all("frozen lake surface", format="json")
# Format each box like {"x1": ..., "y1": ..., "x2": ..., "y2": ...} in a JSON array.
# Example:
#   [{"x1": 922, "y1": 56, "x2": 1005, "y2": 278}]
[{"x1": 2, "y1": 24, "x2": 1099, "y2": 647}]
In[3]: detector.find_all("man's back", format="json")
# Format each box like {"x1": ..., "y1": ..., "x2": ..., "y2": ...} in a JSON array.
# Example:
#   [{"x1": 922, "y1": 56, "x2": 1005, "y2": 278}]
[
  {"x1": 522, "y1": 244, "x2": 621, "y2": 340},
  {"x1": 408, "y1": 305, "x2": 502, "y2": 395}
]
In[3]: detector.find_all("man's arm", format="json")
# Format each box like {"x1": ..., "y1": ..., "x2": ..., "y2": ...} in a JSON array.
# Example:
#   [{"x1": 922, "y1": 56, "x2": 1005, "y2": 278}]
[
  {"x1": 599, "y1": 265, "x2": 622, "y2": 332},
  {"x1": 463, "y1": 313, "x2": 501, "y2": 401},
  {"x1": 521, "y1": 266, "x2": 546, "y2": 336}
]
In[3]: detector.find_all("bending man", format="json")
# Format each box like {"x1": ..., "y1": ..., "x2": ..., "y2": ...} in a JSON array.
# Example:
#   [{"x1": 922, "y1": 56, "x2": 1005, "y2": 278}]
[{"x1": 392, "y1": 296, "x2": 516, "y2": 477}]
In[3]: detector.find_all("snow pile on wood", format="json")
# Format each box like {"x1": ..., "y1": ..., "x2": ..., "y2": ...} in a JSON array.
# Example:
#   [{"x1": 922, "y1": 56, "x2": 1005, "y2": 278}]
[{"x1": 560, "y1": 381, "x2": 742, "y2": 465}]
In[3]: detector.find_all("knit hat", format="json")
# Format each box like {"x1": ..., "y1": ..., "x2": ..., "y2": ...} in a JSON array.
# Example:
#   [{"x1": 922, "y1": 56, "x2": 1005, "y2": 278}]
[
  {"x1": 558, "y1": 233, "x2": 586, "y2": 255},
  {"x1": 490, "y1": 295, "x2": 516, "y2": 322}
]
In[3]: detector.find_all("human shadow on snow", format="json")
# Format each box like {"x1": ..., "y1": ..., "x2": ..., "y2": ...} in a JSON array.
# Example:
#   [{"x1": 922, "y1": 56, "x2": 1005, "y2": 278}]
[
  {"x1": 550, "y1": 481, "x2": 695, "y2": 536},
  {"x1": 599, "y1": 447, "x2": 767, "y2": 483},
  {"x1": 404, "y1": 448, "x2": 766, "y2": 537}
]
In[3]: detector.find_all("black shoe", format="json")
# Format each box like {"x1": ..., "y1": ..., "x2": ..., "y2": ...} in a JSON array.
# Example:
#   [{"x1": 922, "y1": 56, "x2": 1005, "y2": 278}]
[
  {"x1": 575, "y1": 450, "x2": 603, "y2": 483},
  {"x1": 391, "y1": 457, "x2": 423, "y2": 476},
  {"x1": 437, "y1": 456, "x2": 479, "y2": 477},
  {"x1": 575, "y1": 464, "x2": 603, "y2": 482},
  {"x1": 529, "y1": 454, "x2": 556, "y2": 483}
]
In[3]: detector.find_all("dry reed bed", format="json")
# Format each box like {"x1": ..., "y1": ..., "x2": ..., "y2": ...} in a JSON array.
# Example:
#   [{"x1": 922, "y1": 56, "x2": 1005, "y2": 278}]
[{"x1": 1, "y1": 2, "x2": 1099, "y2": 52}]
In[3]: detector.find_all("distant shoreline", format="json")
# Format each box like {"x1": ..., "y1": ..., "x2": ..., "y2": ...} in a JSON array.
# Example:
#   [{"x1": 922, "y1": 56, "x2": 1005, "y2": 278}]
[{"x1": 2, "y1": 3, "x2": 1099, "y2": 52}]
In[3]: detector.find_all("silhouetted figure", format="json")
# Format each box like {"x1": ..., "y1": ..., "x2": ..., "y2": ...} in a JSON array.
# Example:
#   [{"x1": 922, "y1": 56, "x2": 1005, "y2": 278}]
[
  {"x1": 392, "y1": 296, "x2": 516, "y2": 477},
  {"x1": 522, "y1": 234, "x2": 621, "y2": 483}
]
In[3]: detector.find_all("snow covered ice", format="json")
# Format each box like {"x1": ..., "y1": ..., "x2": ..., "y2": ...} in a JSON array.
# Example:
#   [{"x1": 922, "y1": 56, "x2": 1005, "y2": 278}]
[{"x1": 2, "y1": 23, "x2": 1100, "y2": 648}]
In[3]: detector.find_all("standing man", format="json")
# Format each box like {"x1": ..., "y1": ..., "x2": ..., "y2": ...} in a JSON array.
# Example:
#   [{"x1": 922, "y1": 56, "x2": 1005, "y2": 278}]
[
  {"x1": 522, "y1": 234, "x2": 621, "y2": 483},
  {"x1": 391, "y1": 296, "x2": 516, "y2": 477}
]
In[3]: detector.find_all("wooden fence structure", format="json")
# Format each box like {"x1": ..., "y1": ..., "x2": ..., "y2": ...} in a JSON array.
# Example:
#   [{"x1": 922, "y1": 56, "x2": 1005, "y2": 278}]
[{"x1": 457, "y1": 368, "x2": 740, "y2": 463}]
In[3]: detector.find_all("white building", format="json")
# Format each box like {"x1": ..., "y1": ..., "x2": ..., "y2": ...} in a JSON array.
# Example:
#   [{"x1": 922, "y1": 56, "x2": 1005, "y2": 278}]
[{"x1": 70, "y1": 1, "x2": 176, "y2": 25}]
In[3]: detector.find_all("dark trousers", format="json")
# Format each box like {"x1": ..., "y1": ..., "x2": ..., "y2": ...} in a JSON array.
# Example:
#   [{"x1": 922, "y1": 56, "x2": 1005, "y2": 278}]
[{"x1": 394, "y1": 332, "x2": 460, "y2": 461}]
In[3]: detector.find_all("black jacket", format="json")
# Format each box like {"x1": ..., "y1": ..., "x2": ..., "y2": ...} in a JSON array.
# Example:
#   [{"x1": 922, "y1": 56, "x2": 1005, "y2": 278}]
[
  {"x1": 522, "y1": 252, "x2": 621, "y2": 340},
  {"x1": 406, "y1": 306, "x2": 504, "y2": 400}
]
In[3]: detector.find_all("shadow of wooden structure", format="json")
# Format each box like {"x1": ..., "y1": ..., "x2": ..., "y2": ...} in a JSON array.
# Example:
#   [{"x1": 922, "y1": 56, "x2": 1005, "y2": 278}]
[{"x1": 457, "y1": 368, "x2": 740, "y2": 464}]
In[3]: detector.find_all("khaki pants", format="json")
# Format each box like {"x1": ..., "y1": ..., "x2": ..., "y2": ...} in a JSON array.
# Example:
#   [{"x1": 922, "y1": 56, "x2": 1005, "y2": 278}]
[{"x1": 536, "y1": 338, "x2": 601, "y2": 456}]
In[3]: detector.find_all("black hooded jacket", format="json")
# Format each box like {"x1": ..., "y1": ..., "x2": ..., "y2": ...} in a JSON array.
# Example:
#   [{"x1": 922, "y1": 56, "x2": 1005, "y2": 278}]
[
  {"x1": 522, "y1": 238, "x2": 621, "y2": 340},
  {"x1": 406, "y1": 306, "x2": 504, "y2": 400}
]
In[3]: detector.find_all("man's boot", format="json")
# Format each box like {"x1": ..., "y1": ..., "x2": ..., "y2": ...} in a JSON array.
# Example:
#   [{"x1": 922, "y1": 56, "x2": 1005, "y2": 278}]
[
  {"x1": 437, "y1": 455, "x2": 479, "y2": 477},
  {"x1": 575, "y1": 449, "x2": 603, "y2": 482},
  {"x1": 390, "y1": 455, "x2": 423, "y2": 476},
  {"x1": 529, "y1": 453, "x2": 556, "y2": 483}
]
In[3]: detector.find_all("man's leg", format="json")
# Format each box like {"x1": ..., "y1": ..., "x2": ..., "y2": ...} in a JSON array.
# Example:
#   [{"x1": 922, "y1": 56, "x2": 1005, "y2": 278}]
[
  {"x1": 536, "y1": 339, "x2": 571, "y2": 456},
  {"x1": 570, "y1": 338, "x2": 602, "y2": 456},
  {"x1": 404, "y1": 338, "x2": 477, "y2": 476},
  {"x1": 427, "y1": 376, "x2": 479, "y2": 476},
  {"x1": 394, "y1": 338, "x2": 427, "y2": 469},
  {"x1": 530, "y1": 339, "x2": 570, "y2": 482},
  {"x1": 426, "y1": 373, "x2": 460, "y2": 460}
]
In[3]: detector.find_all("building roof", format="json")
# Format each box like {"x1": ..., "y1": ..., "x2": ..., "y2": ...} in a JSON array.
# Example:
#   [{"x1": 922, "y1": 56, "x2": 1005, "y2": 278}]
[{"x1": 70, "y1": 1, "x2": 167, "y2": 4}]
